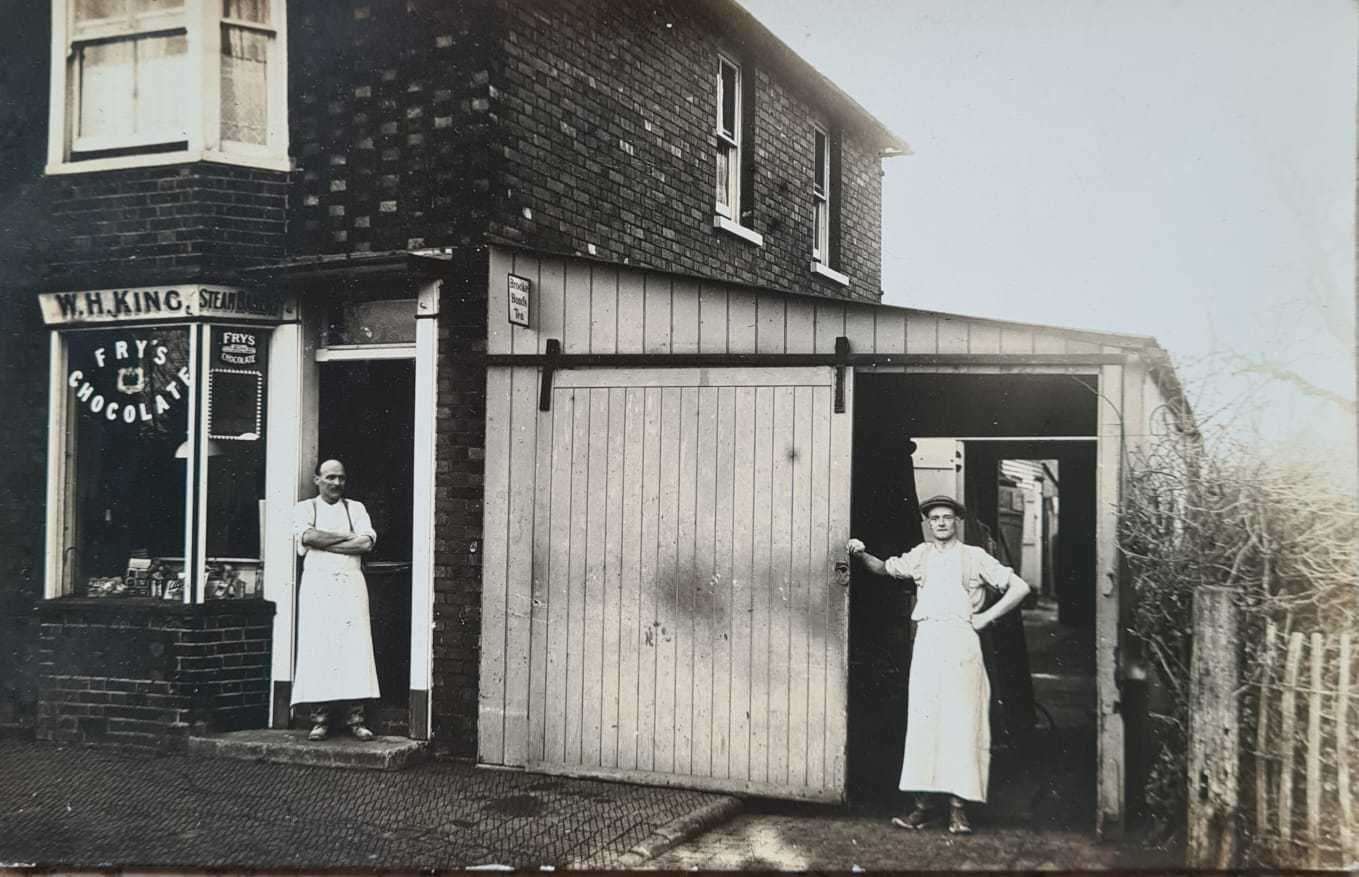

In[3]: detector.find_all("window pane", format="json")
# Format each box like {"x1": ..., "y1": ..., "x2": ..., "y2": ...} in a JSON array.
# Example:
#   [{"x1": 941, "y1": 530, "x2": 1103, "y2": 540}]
[
  {"x1": 323, "y1": 299, "x2": 417, "y2": 346},
  {"x1": 715, "y1": 145, "x2": 731, "y2": 209},
  {"x1": 78, "y1": 41, "x2": 135, "y2": 141},
  {"x1": 75, "y1": 0, "x2": 127, "y2": 25},
  {"x1": 221, "y1": 26, "x2": 270, "y2": 144},
  {"x1": 133, "y1": 0, "x2": 183, "y2": 14},
  {"x1": 204, "y1": 327, "x2": 269, "y2": 600},
  {"x1": 64, "y1": 328, "x2": 191, "y2": 599},
  {"x1": 719, "y1": 61, "x2": 737, "y2": 137},
  {"x1": 135, "y1": 35, "x2": 189, "y2": 139},
  {"x1": 814, "y1": 130, "x2": 827, "y2": 192},
  {"x1": 223, "y1": 0, "x2": 269, "y2": 23}
]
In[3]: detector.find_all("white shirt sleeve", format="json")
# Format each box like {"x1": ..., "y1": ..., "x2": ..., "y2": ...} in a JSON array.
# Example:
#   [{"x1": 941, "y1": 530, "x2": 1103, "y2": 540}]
[
  {"x1": 292, "y1": 499, "x2": 314, "y2": 557},
  {"x1": 883, "y1": 545, "x2": 923, "y2": 581},
  {"x1": 349, "y1": 500, "x2": 378, "y2": 546},
  {"x1": 973, "y1": 546, "x2": 1013, "y2": 592}
]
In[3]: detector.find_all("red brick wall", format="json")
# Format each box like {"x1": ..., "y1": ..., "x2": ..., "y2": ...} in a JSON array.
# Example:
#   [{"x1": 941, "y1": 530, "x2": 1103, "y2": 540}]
[
  {"x1": 287, "y1": 0, "x2": 497, "y2": 257},
  {"x1": 487, "y1": 0, "x2": 886, "y2": 302},
  {"x1": 430, "y1": 251, "x2": 490, "y2": 756},
  {"x1": 40, "y1": 164, "x2": 289, "y2": 290},
  {"x1": 35, "y1": 600, "x2": 276, "y2": 751}
]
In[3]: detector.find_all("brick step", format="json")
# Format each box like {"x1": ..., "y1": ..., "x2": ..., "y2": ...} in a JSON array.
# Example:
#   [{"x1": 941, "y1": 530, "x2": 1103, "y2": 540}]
[{"x1": 188, "y1": 728, "x2": 427, "y2": 771}]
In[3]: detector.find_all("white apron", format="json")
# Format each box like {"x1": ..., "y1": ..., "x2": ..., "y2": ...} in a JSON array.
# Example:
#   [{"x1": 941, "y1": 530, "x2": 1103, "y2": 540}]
[
  {"x1": 898, "y1": 618, "x2": 992, "y2": 802},
  {"x1": 894, "y1": 541, "x2": 996, "y2": 803},
  {"x1": 290, "y1": 498, "x2": 381, "y2": 706}
]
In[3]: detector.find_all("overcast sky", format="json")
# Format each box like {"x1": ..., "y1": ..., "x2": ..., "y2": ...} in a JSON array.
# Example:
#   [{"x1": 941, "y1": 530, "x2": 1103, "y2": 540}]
[{"x1": 737, "y1": 0, "x2": 1357, "y2": 467}]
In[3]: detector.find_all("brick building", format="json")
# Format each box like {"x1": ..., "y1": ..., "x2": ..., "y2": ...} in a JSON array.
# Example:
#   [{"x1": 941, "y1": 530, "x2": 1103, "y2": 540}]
[{"x1": 0, "y1": 0, "x2": 1189, "y2": 835}]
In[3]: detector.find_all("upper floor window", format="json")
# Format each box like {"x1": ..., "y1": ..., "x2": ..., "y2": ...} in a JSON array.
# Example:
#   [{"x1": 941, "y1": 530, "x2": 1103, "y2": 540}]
[
  {"x1": 48, "y1": 0, "x2": 289, "y2": 174},
  {"x1": 713, "y1": 54, "x2": 762, "y2": 246},
  {"x1": 812, "y1": 125, "x2": 830, "y2": 263},
  {"x1": 810, "y1": 123, "x2": 848, "y2": 286},
  {"x1": 715, "y1": 55, "x2": 742, "y2": 220}
]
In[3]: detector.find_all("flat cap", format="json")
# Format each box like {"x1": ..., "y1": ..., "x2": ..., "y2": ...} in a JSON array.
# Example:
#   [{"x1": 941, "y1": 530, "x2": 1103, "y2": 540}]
[{"x1": 919, "y1": 494, "x2": 966, "y2": 517}]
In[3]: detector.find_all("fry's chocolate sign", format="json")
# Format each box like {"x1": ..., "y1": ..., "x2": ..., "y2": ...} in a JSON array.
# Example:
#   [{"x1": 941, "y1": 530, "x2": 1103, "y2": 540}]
[{"x1": 67, "y1": 336, "x2": 191, "y2": 425}]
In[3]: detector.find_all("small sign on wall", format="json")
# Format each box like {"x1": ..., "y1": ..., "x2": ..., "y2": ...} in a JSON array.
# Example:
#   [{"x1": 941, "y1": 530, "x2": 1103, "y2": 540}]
[{"x1": 507, "y1": 274, "x2": 532, "y2": 328}]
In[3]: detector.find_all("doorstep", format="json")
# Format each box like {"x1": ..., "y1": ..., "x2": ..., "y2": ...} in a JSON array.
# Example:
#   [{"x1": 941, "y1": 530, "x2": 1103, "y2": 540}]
[{"x1": 187, "y1": 728, "x2": 427, "y2": 771}]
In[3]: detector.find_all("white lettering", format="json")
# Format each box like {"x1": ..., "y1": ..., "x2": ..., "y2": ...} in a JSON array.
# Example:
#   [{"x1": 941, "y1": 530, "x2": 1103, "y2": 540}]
[
  {"x1": 154, "y1": 345, "x2": 168, "y2": 366},
  {"x1": 68, "y1": 370, "x2": 83, "y2": 388},
  {"x1": 122, "y1": 405, "x2": 137, "y2": 424},
  {"x1": 178, "y1": 366, "x2": 192, "y2": 386},
  {"x1": 155, "y1": 395, "x2": 170, "y2": 414},
  {"x1": 138, "y1": 402, "x2": 152, "y2": 422},
  {"x1": 105, "y1": 401, "x2": 118, "y2": 420},
  {"x1": 77, "y1": 383, "x2": 94, "y2": 403},
  {"x1": 90, "y1": 394, "x2": 104, "y2": 413},
  {"x1": 115, "y1": 341, "x2": 129, "y2": 360},
  {"x1": 135, "y1": 339, "x2": 149, "y2": 358},
  {"x1": 165, "y1": 383, "x2": 182, "y2": 401},
  {"x1": 94, "y1": 348, "x2": 107, "y2": 368}
]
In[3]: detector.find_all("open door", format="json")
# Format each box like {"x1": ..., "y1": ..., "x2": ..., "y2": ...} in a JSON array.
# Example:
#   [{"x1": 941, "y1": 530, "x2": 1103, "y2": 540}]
[{"x1": 480, "y1": 365, "x2": 854, "y2": 802}]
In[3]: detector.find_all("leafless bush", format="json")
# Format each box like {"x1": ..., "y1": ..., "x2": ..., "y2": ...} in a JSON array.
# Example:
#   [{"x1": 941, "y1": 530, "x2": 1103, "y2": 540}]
[{"x1": 1119, "y1": 421, "x2": 1359, "y2": 842}]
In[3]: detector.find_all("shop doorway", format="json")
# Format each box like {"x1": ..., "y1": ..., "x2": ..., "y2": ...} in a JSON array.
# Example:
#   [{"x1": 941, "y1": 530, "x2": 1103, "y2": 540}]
[
  {"x1": 847, "y1": 372, "x2": 1100, "y2": 830},
  {"x1": 317, "y1": 359, "x2": 415, "y2": 735}
]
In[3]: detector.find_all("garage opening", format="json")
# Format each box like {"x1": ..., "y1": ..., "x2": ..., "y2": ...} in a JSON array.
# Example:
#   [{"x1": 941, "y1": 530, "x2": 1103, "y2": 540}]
[{"x1": 847, "y1": 372, "x2": 1100, "y2": 830}]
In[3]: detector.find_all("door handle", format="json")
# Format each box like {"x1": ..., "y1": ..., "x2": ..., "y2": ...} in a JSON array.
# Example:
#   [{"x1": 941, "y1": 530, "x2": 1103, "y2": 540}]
[{"x1": 835, "y1": 560, "x2": 850, "y2": 587}]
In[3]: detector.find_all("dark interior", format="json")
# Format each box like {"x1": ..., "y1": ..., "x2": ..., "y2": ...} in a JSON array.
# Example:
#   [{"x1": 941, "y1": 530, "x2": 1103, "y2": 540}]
[
  {"x1": 847, "y1": 372, "x2": 1100, "y2": 827},
  {"x1": 317, "y1": 359, "x2": 415, "y2": 719}
]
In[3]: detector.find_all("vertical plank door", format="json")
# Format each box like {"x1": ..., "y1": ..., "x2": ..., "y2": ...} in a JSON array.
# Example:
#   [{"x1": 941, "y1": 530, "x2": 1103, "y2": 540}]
[{"x1": 483, "y1": 365, "x2": 853, "y2": 802}]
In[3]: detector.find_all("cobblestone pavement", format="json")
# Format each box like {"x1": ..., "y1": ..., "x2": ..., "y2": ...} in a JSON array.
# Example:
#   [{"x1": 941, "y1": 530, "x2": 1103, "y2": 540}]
[{"x1": 0, "y1": 739, "x2": 724, "y2": 870}]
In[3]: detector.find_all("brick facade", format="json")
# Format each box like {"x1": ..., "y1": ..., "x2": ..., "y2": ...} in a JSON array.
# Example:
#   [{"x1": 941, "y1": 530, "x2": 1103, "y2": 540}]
[
  {"x1": 35, "y1": 599, "x2": 275, "y2": 751},
  {"x1": 287, "y1": 0, "x2": 496, "y2": 257},
  {"x1": 42, "y1": 164, "x2": 289, "y2": 290},
  {"x1": 285, "y1": 0, "x2": 889, "y2": 301},
  {"x1": 487, "y1": 0, "x2": 886, "y2": 302},
  {"x1": 431, "y1": 251, "x2": 489, "y2": 756}
]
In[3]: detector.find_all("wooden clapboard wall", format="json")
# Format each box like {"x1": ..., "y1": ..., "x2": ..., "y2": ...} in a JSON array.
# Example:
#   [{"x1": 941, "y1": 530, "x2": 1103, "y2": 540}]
[{"x1": 483, "y1": 249, "x2": 1133, "y2": 361}]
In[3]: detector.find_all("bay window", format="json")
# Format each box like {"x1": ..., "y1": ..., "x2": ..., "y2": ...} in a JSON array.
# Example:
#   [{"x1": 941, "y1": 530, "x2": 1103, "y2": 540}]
[{"x1": 49, "y1": 0, "x2": 289, "y2": 173}]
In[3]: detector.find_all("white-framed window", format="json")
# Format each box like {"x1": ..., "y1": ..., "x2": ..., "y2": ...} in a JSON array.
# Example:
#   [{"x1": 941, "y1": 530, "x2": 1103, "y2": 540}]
[
  {"x1": 48, "y1": 0, "x2": 290, "y2": 174},
  {"x1": 715, "y1": 54, "x2": 742, "y2": 220},
  {"x1": 812, "y1": 124, "x2": 830, "y2": 264}
]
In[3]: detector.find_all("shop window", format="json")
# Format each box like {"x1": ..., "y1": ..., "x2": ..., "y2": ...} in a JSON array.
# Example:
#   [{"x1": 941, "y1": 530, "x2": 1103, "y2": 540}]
[
  {"x1": 48, "y1": 0, "x2": 289, "y2": 174},
  {"x1": 56, "y1": 324, "x2": 269, "y2": 601}
]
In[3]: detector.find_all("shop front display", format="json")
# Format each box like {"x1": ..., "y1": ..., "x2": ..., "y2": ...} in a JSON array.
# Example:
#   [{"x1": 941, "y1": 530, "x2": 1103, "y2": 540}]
[
  {"x1": 41, "y1": 289, "x2": 285, "y2": 604},
  {"x1": 34, "y1": 285, "x2": 290, "y2": 748}
]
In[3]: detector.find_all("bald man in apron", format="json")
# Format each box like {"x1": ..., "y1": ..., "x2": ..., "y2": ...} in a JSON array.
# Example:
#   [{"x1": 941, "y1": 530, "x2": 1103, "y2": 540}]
[
  {"x1": 848, "y1": 495, "x2": 1032, "y2": 834},
  {"x1": 291, "y1": 459, "x2": 381, "y2": 741}
]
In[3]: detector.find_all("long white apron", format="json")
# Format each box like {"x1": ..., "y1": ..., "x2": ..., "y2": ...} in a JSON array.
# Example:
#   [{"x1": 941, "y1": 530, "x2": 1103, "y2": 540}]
[
  {"x1": 898, "y1": 618, "x2": 991, "y2": 802},
  {"x1": 290, "y1": 499, "x2": 381, "y2": 705},
  {"x1": 897, "y1": 540, "x2": 992, "y2": 802}
]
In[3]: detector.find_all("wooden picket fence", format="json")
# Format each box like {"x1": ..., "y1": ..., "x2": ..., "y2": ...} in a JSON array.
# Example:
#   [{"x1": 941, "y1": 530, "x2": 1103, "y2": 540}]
[{"x1": 1187, "y1": 588, "x2": 1358, "y2": 868}]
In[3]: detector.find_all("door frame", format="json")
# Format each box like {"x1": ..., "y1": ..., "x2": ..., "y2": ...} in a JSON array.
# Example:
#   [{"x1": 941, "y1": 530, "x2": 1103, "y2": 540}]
[{"x1": 264, "y1": 279, "x2": 440, "y2": 738}]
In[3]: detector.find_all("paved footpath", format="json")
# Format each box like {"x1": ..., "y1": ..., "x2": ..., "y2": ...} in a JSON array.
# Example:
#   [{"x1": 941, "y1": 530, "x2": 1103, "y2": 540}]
[
  {"x1": 0, "y1": 739, "x2": 727, "y2": 870},
  {"x1": 647, "y1": 807, "x2": 1148, "y2": 871}
]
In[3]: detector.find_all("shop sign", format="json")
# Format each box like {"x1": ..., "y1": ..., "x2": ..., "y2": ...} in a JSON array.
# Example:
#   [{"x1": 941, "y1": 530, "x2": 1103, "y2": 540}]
[
  {"x1": 507, "y1": 274, "x2": 531, "y2": 328},
  {"x1": 67, "y1": 335, "x2": 190, "y2": 426},
  {"x1": 39, "y1": 286, "x2": 293, "y2": 326}
]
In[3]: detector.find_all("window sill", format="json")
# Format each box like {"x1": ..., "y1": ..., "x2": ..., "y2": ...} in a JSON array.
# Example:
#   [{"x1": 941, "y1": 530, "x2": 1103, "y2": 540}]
[
  {"x1": 810, "y1": 261, "x2": 850, "y2": 287},
  {"x1": 46, "y1": 148, "x2": 292, "y2": 177},
  {"x1": 713, "y1": 215, "x2": 764, "y2": 247}
]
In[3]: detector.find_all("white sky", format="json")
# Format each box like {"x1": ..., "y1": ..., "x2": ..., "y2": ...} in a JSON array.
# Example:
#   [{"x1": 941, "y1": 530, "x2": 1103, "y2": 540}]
[{"x1": 737, "y1": 0, "x2": 1357, "y2": 466}]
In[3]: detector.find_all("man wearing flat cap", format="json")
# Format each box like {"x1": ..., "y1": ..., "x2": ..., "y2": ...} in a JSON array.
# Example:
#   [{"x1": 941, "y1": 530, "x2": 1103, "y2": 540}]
[{"x1": 847, "y1": 494, "x2": 1031, "y2": 835}]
